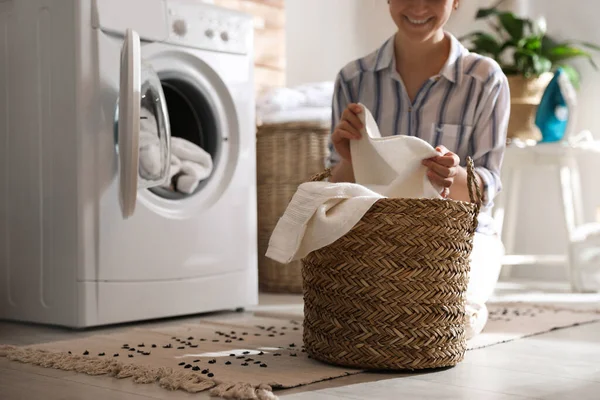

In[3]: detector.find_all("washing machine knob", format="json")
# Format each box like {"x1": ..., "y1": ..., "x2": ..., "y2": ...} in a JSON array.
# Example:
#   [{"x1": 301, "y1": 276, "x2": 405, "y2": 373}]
[
  {"x1": 220, "y1": 31, "x2": 229, "y2": 42},
  {"x1": 172, "y1": 19, "x2": 188, "y2": 37},
  {"x1": 205, "y1": 29, "x2": 215, "y2": 39}
]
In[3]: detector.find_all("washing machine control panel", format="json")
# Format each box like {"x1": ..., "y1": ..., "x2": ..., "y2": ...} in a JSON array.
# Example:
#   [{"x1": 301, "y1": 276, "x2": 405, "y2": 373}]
[{"x1": 166, "y1": 3, "x2": 253, "y2": 55}]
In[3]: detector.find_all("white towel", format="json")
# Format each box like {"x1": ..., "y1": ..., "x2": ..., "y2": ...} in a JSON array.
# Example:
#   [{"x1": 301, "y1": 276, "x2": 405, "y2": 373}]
[
  {"x1": 264, "y1": 181, "x2": 384, "y2": 264},
  {"x1": 170, "y1": 137, "x2": 213, "y2": 168},
  {"x1": 266, "y1": 104, "x2": 443, "y2": 264},
  {"x1": 351, "y1": 102, "x2": 442, "y2": 197},
  {"x1": 137, "y1": 107, "x2": 214, "y2": 194},
  {"x1": 159, "y1": 154, "x2": 182, "y2": 190}
]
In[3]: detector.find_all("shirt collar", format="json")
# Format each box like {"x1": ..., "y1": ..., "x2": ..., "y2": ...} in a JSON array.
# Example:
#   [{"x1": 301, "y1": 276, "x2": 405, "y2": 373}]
[{"x1": 373, "y1": 32, "x2": 465, "y2": 84}]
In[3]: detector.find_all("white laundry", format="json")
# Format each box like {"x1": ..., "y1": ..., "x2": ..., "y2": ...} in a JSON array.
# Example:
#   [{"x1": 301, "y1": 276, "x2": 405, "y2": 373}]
[
  {"x1": 265, "y1": 103, "x2": 443, "y2": 264},
  {"x1": 170, "y1": 136, "x2": 213, "y2": 168},
  {"x1": 256, "y1": 82, "x2": 334, "y2": 125},
  {"x1": 159, "y1": 154, "x2": 182, "y2": 190},
  {"x1": 259, "y1": 107, "x2": 331, "y2": 125},
  {"x1": 256, "y1": 81, "x2": 334, "y2": 115},
  {"x1": 351, "y1": 102, "x2": 443, "y2": 198},
  {"x1": 137, "y1": 108, "x2": 214, "y2": 194},
  {"x1": 139, "y1": 131, "x2": 163, "y2": 180},
  {"x1": 265, "y1": 181, "x2": 385, "y2": 264}
]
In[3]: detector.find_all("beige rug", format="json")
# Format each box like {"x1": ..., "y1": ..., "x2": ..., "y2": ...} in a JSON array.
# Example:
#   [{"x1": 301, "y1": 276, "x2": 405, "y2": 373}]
[
  {"x1": 469, "y1": 302, "x2": 600, "y2": 349},
  {"x1": 2, "y1": 303, "x2": 599, "y2": 400},
  {"x1": 0, "y1": 316, "x2": 359, "y2": 400}
]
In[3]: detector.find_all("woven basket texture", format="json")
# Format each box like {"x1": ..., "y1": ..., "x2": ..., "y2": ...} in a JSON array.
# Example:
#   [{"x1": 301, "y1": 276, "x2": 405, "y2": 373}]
[
  {"x1": 302, "y1": 158, "x2": 482, "y2": 370},
  {"x1": 257, "y1": 120, "x2": 331, "y2": 293}
]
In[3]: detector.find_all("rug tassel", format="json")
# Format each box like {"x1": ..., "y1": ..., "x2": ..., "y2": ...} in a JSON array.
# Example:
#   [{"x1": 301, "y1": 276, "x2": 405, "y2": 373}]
[
  {"x1": 178, "y1": 375, "x2": 217, "y2": 393},
  {"x1": 208, "y1": 382, "x2": 278, "y2": 400},
  {"x1": 210, "y1": 382, "x2": 237, "y2": 397},
  {"x1": 0, "y1": 345, "x2": 17, "y2": 357},
  {"x1": 256, "y1": 384, "x2": 278, "y2": 400},
  {"x1": 1, "y1": 346, "x2": 279, "y2": 399}
]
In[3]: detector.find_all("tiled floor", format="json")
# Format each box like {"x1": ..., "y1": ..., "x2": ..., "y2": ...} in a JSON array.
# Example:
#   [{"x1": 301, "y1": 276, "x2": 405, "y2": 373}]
[{"x1": 2, "y1": 280, "x2": 600, "y2": 400}]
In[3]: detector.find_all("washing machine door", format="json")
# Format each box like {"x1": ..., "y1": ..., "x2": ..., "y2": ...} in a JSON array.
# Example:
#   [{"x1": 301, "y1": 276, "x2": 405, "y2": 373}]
[{"x1": 118, "y1": 29, "x2": 171, "y2": 219}]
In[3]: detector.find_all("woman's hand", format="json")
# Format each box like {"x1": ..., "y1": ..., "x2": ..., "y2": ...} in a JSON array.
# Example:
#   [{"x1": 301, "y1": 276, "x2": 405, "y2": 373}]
[
  {"x1": 331, "y1": 103, "x2": 364, "y2": 162},
  {"x1": 422, "y1": 145, "x2": 461, "y2": 198}
]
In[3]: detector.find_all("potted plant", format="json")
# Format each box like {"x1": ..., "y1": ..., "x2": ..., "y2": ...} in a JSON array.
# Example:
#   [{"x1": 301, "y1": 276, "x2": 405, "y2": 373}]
[{"x1": 459, "y1": 0, "x2": 600, "y2": 142}]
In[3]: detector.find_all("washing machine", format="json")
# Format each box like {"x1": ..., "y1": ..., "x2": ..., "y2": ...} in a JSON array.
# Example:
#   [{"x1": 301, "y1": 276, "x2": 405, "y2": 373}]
[{"x1": 0, "y1": 0, "x2": 258, "y2": 328}]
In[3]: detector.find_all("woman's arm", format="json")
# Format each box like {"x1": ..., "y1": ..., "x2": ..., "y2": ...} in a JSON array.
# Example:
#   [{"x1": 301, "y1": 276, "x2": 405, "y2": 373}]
[
  {"x1": 461, "y1": 71, "x2": 510, "y2": 206},
  {"x1": 424, "y1": 69, "x2": 510, "y2": 204}
]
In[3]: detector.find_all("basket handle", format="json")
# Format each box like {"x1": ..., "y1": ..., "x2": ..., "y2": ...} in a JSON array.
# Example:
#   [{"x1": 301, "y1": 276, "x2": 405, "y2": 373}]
[
  {"x1": 466, "y1": 157, "x2": 482, "y2": 206},
  {"x1": 309, "y1": 168, "x2": 332, "y2": 182},
  {"x1": 310, "y1": 158, "x2": 482, "y2": 205}
]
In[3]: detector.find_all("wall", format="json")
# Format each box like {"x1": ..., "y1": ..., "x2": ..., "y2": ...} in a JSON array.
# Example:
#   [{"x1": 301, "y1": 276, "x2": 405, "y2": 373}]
[
  {"x1": 285, "y1": 0, "x2": 491, "y2": 86},
  {"x1": 215, "y1": 0, "x2": 286, "y2": 95}
]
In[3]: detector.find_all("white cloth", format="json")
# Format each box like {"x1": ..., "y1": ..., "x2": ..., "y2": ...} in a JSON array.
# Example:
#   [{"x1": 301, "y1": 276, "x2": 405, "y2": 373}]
[
  {"x1": 139, "y1": 130, "x2": 164, "y2": 180},
  {"x1": 351, "y1": 102, "x2": 443, "y2": 198},
  {"x1": 266, "y1": 104, "x2": 443, "y2": 264},
  {"x1": 265, "y1": 182, "x2": 384, "y2": 264},
  {"x1": 137, "y1": 108, "x2": 214, "y2": 194}
]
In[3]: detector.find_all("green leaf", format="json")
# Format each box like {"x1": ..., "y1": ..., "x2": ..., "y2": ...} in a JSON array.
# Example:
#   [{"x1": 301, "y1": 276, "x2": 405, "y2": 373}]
[
  {"x1": 475, "y1": 7, "x2": 499, "y2": 19},
  {"x1": 546, "y1": 45, "x2": 597, "y2": 69},
  {"x1": 548, "y1": 46, "x2": 591, "y2": 59},
  {"x1": 533, "y1": 55, "x2": 553, "y2": 74},
  {"x1": 518, "y1": 37, "x2": 542, "y2": 51},
  {"x1": 512, "y1": 48, "x2": 552, "y2": 76},
  {"x1": 498, "y1": 12, "x2": 525, "y2": 40},
  {"x1": 471, "y1": 32, "x2": 503, "y2": 55},
  {"x1": 500, "y1": 40, "x2": 518, "y2": 52},
  {"x1": 541, "y1": 35, "x2": 560, "y2": 57}
]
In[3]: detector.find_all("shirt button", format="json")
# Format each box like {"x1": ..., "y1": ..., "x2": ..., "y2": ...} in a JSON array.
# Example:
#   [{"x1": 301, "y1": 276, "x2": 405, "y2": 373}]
[{"x1": 408, "y1": 106, "x2": 413, "y2": 112}]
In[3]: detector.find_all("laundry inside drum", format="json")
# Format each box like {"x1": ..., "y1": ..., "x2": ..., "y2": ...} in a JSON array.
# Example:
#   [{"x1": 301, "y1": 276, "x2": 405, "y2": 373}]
[{"x1": 143, "y1": 77, "x2": 222, "y2": 200}]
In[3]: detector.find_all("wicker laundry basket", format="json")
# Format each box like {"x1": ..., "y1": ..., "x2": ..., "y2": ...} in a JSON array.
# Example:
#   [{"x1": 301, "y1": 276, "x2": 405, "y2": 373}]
[
  {"x1": 257, "y1": 120, "x2": 331, "y2": 293},
  {"x1": 302, "y1": 158, "x2": 482, "y2": 371}
]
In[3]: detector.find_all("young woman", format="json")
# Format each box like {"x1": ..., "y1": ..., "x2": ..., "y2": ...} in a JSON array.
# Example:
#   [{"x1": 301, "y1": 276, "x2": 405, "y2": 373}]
[{"x1": 327, "y1": 0, "x2": 510, "y2": 338}]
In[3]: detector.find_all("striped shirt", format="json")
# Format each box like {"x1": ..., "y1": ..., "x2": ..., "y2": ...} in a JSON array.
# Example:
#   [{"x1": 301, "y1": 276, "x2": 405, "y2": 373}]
[{"x1": 327, "y1": 32, "x2": 510, "y2": 235}]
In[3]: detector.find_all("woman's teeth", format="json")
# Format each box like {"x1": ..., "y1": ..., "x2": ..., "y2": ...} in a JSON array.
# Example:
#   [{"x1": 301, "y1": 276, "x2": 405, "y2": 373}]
[{"x1": 405, "y1": 16, "x2": 431, "y2": 25}]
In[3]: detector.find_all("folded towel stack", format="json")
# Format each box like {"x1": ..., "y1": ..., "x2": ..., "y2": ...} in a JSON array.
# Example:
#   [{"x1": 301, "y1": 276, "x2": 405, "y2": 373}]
[
  {"x1": 139, "y1": 107, "x2": 214, "y2": 195},
  {"x1": 256, "y1": 82, "x2": 334, "y2": 125}
]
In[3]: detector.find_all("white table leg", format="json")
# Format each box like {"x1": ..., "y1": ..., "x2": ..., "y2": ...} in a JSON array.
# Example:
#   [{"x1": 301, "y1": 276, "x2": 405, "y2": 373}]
[
  {"x1": 559, "y1": 156, "x2": 585, "y2": 292},
  {"x1": 567, "y1": 154, "x2": 585, "y2": 228}
]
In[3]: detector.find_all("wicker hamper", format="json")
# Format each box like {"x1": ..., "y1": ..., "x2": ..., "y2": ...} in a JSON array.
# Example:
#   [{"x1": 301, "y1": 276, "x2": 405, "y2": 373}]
[
  {"x1": 302, "y1": 158, "x2": 482, "y2": 371},
  {"x1": 257, "y1": 120, "x2": 331, "y2": 293}
]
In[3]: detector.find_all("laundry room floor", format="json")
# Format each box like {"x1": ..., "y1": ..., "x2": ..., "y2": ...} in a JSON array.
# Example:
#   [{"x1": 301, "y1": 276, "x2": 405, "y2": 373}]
[{"x1": 2, "y1": 279, "x2": 600, "y2": 400}]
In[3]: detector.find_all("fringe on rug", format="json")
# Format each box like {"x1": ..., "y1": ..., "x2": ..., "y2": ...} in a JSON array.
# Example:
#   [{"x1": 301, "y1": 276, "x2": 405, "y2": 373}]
[{"x1": 0, "y1": 345, "x2": 279, "y2": 400}]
